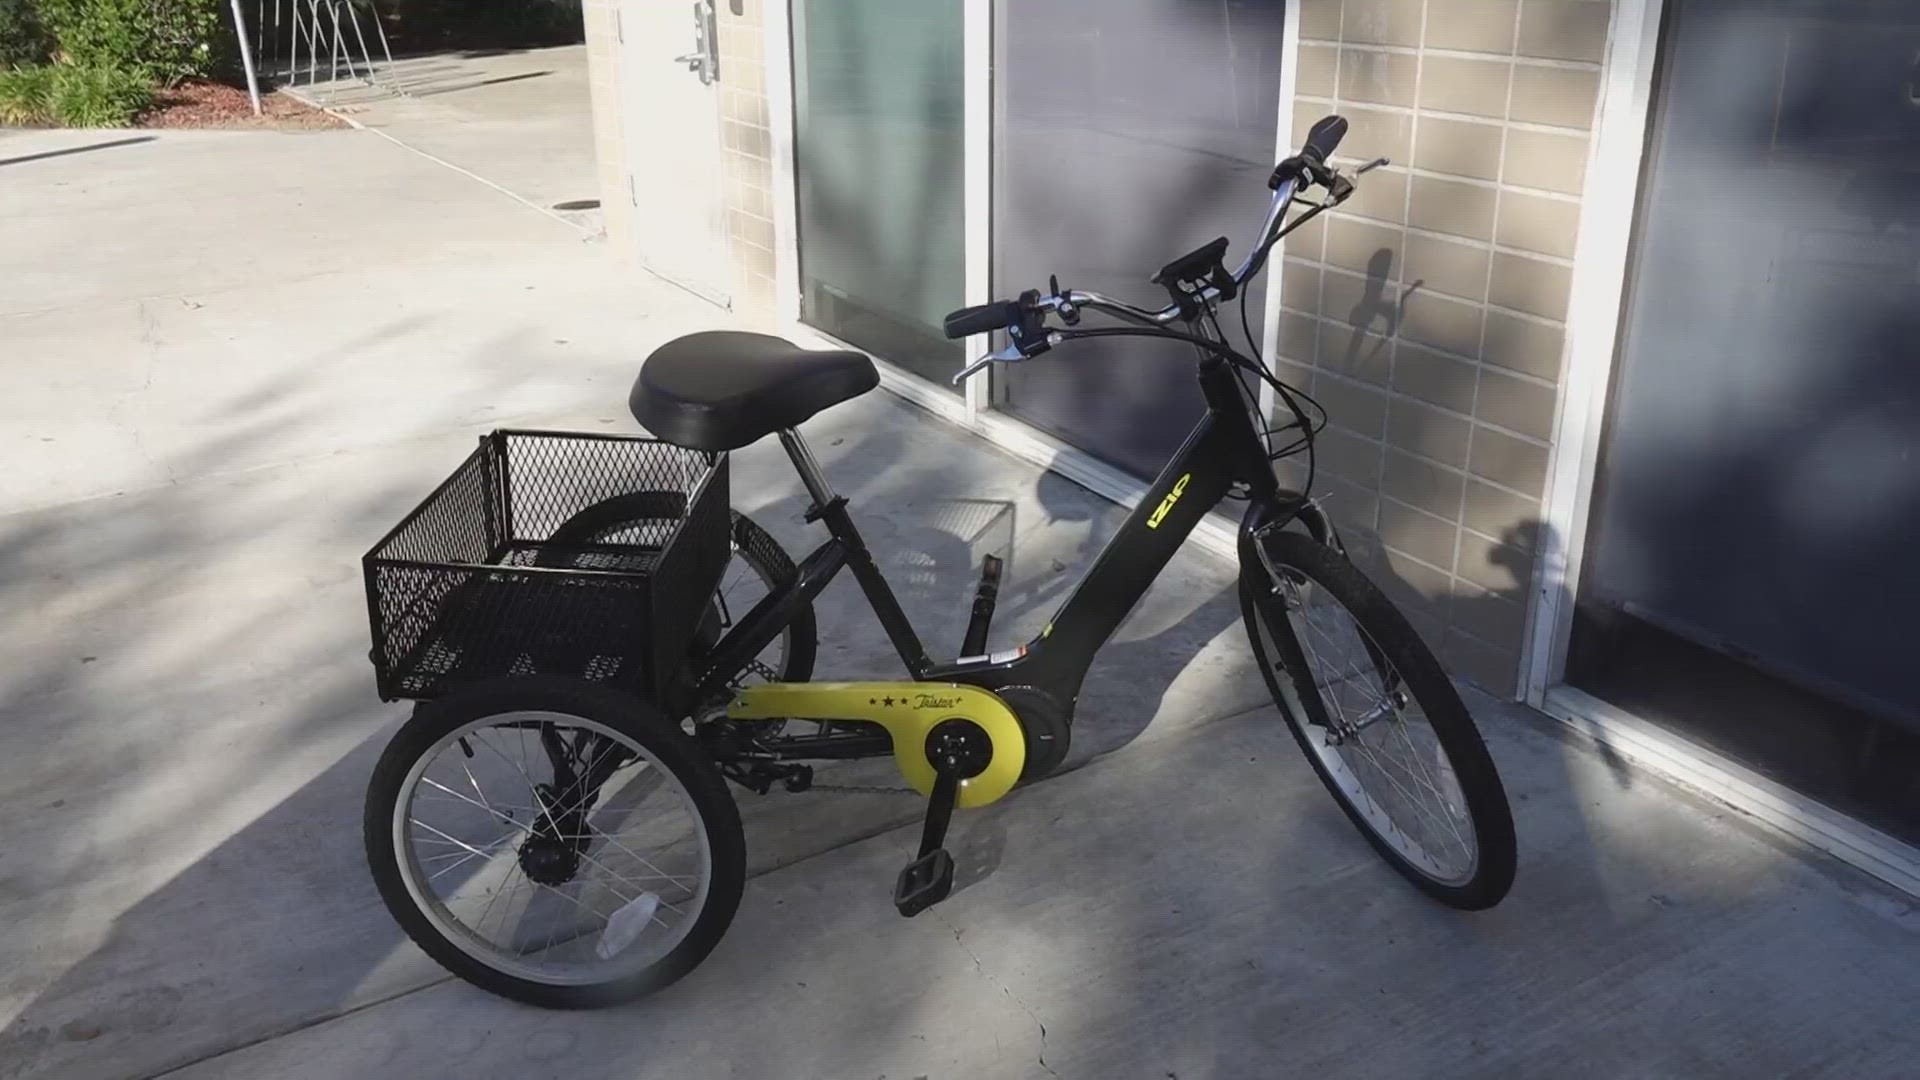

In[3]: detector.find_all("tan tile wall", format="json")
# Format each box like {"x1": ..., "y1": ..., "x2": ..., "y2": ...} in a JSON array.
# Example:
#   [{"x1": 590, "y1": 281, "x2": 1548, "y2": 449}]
[
  {"x1": 583, "y1": 0, "x2": 780, "y2": 323},
  {"x1": 1281, "y1": 0, "x2": 1614, "y2": 693},
  {"x1": 582, "y1": 0, "x2": 633, "y2": 250},
  {"x1": 716, "y1": 0, "x2": 779, "y2": 324}
]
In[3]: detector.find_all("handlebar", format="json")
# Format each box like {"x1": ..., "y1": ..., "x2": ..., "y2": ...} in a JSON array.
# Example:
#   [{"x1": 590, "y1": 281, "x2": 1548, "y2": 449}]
[
  {"x1": 941, "y1": 298, "x2": 1027, "y2": 340},
  {"x1": 942, "y1": 174, "x2": 1301, "y2": 344},
  {"x1": 943, "y1": 113, "x2": 1379, "y2": 383},
  {"x1": 1299, "y1": 113, "x2": 1349, "y2": 170}
]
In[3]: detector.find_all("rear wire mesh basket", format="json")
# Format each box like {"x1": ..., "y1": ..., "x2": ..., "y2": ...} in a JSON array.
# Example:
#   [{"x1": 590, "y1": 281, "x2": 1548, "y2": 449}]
[{"x1": 363, "y1": 430, "x2": 731, "y2": 706}]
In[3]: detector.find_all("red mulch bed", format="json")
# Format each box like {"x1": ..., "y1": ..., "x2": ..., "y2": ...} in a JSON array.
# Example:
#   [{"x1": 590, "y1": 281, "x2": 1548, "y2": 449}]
[{"x1": 139, "y1": 80, "x2": 348, "y2": 130}]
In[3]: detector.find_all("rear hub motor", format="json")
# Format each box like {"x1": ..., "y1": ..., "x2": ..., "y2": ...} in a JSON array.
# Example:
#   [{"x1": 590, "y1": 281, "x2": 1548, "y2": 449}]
[{"x1": 518, "y1": 783, "x2": 592, "y2": 886}]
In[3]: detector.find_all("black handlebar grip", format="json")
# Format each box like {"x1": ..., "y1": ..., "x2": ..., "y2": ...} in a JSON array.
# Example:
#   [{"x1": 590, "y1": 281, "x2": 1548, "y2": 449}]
[
  {"x1": 1301, "y1": 114, "x2": 1349, "y2": 167},
  {"x1": 943, "y1": 299, "x2": 1023, "y2": 339}
]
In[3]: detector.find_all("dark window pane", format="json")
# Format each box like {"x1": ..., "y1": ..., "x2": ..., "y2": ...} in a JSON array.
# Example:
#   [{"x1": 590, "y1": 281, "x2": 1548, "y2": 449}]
[
  {"x1": 992, "y1": 0, "x2": 1289, "y2": 478},
  {"x1": 1574, "y1": 0, "x2": 1920, "y2": 842}
]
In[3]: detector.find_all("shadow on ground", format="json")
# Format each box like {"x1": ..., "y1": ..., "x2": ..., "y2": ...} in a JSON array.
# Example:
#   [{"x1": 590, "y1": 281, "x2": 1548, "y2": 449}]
[{"x1": 0, "y1": 336, "x2": 1263, "y2": 1078}]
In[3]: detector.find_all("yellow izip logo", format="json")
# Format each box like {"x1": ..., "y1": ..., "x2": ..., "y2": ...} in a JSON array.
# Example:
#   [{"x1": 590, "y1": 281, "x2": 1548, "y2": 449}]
[{"x1": 1147, "y1": 473, "x2": 1192, "y2": 529}]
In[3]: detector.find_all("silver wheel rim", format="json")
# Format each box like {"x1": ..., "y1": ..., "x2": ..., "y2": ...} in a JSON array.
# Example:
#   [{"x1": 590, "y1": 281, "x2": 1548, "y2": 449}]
[
  {"x1": 1253, "y1": 554, "x2": 1479, "y2": 887},
  {"x1": 393, "y1": 711, "x2": 713, "y2": 986}
]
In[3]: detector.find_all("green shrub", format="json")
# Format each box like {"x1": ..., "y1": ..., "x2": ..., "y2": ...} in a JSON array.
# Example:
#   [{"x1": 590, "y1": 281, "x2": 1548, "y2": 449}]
[
  {"x1": 0, "y1": 0, "x2": 55, "y2": 68},
  {"x1": 51, "y1": 60, "x2": 150, "y2": 124},
  {"x1": 39, "y1": 0, "x2": 226, "y2": 85},
  {"x1": 0, "y1": 61, "x2": 151, "y2": 125},
  {"x1": 0, "y1": 62, "x2": 56, "y2": 122}
]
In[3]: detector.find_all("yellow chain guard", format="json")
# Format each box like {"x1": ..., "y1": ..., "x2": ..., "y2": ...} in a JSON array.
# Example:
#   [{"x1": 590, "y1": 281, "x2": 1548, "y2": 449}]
[{"x1": 726, "y1": 682, "x2": 1026, "y2": 808}]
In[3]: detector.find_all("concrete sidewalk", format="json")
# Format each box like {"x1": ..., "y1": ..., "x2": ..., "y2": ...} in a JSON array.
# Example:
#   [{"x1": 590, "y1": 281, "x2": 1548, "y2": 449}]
[
  {"x1": 0, "y1": 123, "x2": 1261, "y2": 1080},
  {"x1": 1, "y1": 125, "x2": 1917, "y2": 1080},
  {"x1": 293, "y1": 45, "x2": 602, "y2": 227},
  {"x1": 172, "y1": 705, "x2": 1920, "y2": 1079}
]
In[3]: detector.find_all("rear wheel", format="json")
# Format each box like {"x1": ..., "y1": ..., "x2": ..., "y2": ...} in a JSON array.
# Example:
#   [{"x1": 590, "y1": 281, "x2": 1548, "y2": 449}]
[
  {"x1": 364, "y1": 679, "x2": 746, "y2": 1008},
  {"x1": 1240, "y1": 529, "x2": 1515, "y2": 909}
]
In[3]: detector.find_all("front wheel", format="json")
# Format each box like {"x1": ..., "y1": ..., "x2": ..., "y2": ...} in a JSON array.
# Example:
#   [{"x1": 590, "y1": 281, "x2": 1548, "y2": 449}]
[
  {"x1": 1240, "y1": 529, "x2": 1516, "y2": 909},
  {"x1": 365, "y1": 679, "x2": 746, "y2": 1008}
]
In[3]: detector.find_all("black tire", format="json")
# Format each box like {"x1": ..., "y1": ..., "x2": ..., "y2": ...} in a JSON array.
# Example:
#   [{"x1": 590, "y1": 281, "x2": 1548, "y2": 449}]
[
  {"x1": 364, "y1": 679, "x2": 746, "y2": 1008},
  {"x1": 1240, "y1": 529, "x2": 1516, "y2": 909},
  {"x1": 543, "y1": 496, "x2": 817, "y2": 686}
]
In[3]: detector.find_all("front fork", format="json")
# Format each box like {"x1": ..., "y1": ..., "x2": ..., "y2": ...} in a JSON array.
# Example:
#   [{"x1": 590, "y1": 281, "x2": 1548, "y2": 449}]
[
  {"x1": 1239, "y1": 493, "x2": 1401, "y2": 713},
  {"x1": 1240, "y1": 488, "x2": 1343, "y2": 553}
]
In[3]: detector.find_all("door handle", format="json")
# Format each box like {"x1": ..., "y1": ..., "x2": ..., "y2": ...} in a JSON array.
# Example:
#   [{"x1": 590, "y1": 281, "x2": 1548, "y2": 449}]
[{"x1": 676, "y1": 1, "x2": 719, "y2": 85}]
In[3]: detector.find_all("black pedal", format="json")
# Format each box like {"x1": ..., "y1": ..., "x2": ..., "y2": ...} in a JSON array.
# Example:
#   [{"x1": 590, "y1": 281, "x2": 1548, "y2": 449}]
[
  {"x1": 960, "y1": 554, "x2": 1003, "y2": 658},
  {"x1": 893, "y1": 725, "x2": 986, "y2": 917},
  {"x1": 893, "y1": 848, "x2": 955, "y2": 917}
]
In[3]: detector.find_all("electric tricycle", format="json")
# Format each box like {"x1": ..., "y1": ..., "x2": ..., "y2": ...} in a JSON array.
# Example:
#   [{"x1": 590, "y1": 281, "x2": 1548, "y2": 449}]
[{"x1": 360, "y1": 115, "x2": 1516, "y2": 1008}]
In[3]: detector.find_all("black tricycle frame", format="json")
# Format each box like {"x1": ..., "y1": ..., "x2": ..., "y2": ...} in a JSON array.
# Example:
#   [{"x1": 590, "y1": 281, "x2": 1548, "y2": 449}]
[
  {"x1": 684, "y1": 337, "x2": 1335, "y2": 766},
  {"x1": 690, "y1": 114, "x2": 1371, "y2": 765}
]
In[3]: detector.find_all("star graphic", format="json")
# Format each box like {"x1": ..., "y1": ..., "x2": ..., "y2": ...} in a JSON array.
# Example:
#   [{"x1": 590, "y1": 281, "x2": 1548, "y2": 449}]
[{"x1": 882, "y1": 696, "x2": 895, "y2": 707}]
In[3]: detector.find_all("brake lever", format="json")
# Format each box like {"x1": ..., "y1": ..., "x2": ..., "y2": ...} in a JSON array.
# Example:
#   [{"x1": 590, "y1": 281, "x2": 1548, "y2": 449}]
[{"x1": 951, "y1": 340, "x2": 1035, "y2": 386}]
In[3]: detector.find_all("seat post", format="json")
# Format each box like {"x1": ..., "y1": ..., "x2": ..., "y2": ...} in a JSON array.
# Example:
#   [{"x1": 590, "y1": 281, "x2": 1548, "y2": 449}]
[
  {"x1": 777, "y1": 427, "x2": 933, "y2": 677},
  {"x1": 778, "y1": 428, "x2": 837, "y2": 508}
]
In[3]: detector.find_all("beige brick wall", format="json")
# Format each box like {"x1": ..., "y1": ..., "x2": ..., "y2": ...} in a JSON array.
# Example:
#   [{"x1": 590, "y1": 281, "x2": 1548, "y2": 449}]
[
  {"x1": 1281, "y1": 0, "x2": 1614, "y2": 692},
  {"x1": 716, "y1": 0, "x2": 779, "y2": 324},
  {"x1": 582, "y1": 0, "x2": 780, "y2": 323},
  {"x1": 582, "y1": 0, "x2": 633, "y2": 250}
]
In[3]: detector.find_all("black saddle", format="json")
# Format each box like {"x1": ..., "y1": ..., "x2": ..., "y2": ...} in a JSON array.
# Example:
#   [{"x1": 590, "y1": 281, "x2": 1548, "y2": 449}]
[{"x1": 629, "y1": 331, "x2": 879, "y2": 452}]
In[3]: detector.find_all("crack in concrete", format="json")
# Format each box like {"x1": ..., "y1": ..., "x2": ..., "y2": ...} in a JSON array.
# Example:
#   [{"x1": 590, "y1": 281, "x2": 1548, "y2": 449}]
[
  {"x1": 113, "y1": 299, "x2": 182, "y2": 490},
  {"x1": 934, "y1": 911, "x2": 1060, "y2": 1079}
]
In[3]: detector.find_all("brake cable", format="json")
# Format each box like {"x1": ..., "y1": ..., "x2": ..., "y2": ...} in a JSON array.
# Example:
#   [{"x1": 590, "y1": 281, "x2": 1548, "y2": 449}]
[{"x1": 1051, "y1": 323, "x2": 1329, "y2": 474}]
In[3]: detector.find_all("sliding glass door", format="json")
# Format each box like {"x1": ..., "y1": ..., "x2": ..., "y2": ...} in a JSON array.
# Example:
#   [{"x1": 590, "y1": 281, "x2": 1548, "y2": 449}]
[
  {"x1": 1568, "y1": 0, "x2": 1920, "y2": 843},
  {"x1": 791, "y1": 0, "x2": 966, "y2": 390}
]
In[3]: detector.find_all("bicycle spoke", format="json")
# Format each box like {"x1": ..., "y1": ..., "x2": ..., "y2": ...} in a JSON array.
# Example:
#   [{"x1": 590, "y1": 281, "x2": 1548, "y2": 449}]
[
  {"x1": 419, "y1": 764, "x2": 697, "y2": 914},
  {"x1": 461, "y1": 757, "x2": 494, "y2": 815},
  {"x1": 1261, "y1": 553, "x2": 1478, "y2": 884},
  {"x1": 469, "y1": 856, "x2": 526, "y2": 941},
  {"x1": 1343, "y1": 736, "x2": 1470, "y2": 863},
  {"x1": 1333, "y1": 661, "x2": 1470, "y2": 862},
  {"x1": 392, "y1": 708, "x2": 718, "y2": 991},
  {"x1": 578, "y1": 822, "x2": 699, "y2": 899},
  {"x1": 425, "y1": 829, "x2": 518, "y2": 881}
]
